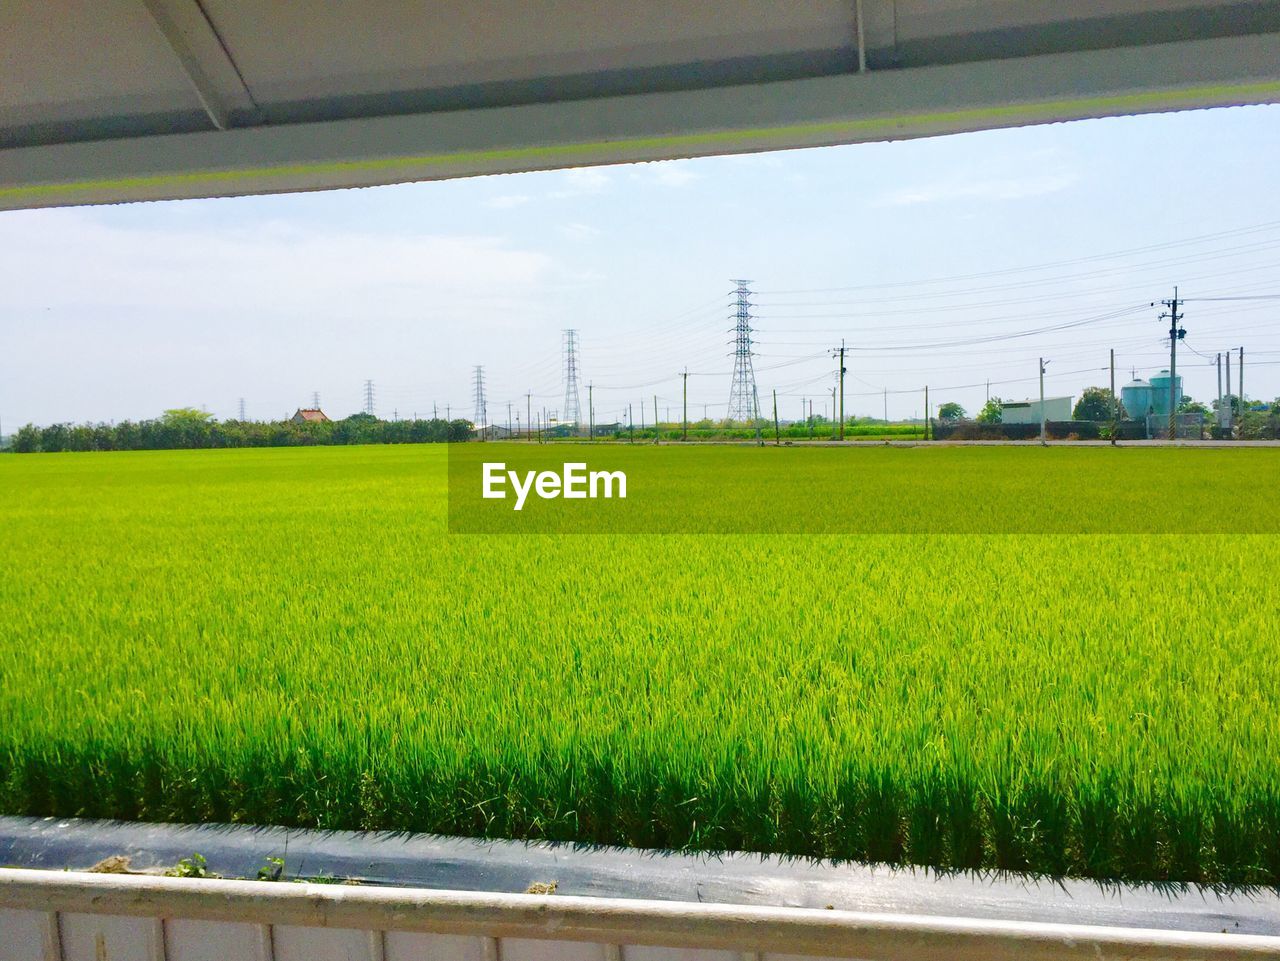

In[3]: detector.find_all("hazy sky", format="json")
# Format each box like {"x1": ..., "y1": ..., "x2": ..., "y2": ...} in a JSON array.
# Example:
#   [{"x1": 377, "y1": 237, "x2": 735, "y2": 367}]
[{"x1": 2, "y1": 103, "x2": 1279, "y2": 429}]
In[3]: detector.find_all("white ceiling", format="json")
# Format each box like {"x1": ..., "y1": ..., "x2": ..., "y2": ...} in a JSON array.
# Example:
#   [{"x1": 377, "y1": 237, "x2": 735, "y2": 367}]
[{"x1": 2, "y1": 0, "x2": 1279, "y2": 208}]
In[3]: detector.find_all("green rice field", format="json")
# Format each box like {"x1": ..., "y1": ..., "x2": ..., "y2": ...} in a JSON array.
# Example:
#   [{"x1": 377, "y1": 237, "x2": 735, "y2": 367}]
[{"x1": 1, "y1": 444, "x2": 1278, "y2": 884}]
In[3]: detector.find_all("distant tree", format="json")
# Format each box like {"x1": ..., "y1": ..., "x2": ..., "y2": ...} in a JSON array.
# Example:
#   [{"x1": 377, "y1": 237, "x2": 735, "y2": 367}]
[
  {"x1": 1239, "y1": 402, "x2": 1278, "y2": 440},
  {"x1": 938, "y1": 402, "x2": 966, "y2": 422},
  {"x1": 1179, "y1": 399, "x2": 1209, "y2": 415},
  {"x1": 13, "y1": 424, "x2": 41, "y2": 453},
  {"x1": 1212, "y1": 394, "x2": 1241, "y2": 418},
  {"x1": 39, "y1": 423, "x2": 70, "y2": 452},
  {"x1": 1073, "y1": 387, "x2": 1122, "y2": 422},
  {"x1": 976, "y1": 397, "x2": 1003, "y2": 424},
  {"x1": 162, "y1": 407, "x2": 214, "y2": 426}
]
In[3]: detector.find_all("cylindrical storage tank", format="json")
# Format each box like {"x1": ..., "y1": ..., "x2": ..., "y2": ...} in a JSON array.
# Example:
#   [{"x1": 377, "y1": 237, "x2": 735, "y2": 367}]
[
  {"x1": 1121, "y1": 378, "x2": 1152, "y2": 418},
  {"x1": 1148, "y1": 370, "x2": 1182, "y2": 417}
]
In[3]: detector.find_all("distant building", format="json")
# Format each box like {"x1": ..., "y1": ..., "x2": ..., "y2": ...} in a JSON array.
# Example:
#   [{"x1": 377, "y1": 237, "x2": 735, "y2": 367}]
[
  {"x1": 1000, "y1": 396, "x2": 1072, "y2": 425},
  {"x1": 290, "y1": 408, "x2": 330, "y2": 425}
]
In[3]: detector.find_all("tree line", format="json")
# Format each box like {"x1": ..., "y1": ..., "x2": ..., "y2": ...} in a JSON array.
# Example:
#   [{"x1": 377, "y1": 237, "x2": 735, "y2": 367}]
[{"x1": 6, "y1": 409, "x2": 474, "y2": 453}]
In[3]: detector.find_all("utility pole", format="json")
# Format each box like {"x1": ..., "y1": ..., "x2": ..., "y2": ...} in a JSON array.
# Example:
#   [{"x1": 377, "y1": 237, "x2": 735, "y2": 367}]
[
  {"x1": 1109, "y1": 348, "x2": 1117, "y2": 446},
  {"x1": 1226, "y1": 350, "x2": 1233, "y2": 436},
  {"x1": 588, "y1": 383, "x2": 594, "y2": 441},
  {"x1": 1216, "y1": 353, "x2": 1224, "y2": 432},
  {"x1": 772, "y1": 389, "x2": 780, "y2": 445},
  {"x1": 653, "y1": 395, "x2": 659, "y2": 443},
  {"x1": 924, "y1": 385, "x2": 929, "y2": 441},
  {"x1": 830, "y1": 340, "x2": 847, "y2": 440},
  {"x1": 507, "y1": 402, "x2": 512, "y2": 436},
  {"x1": 526, "y1": 393, "x2": 532, "y2": 442},
  {"x1": 1239, "y1": 345, "x2": 1245, "y2": 437},
  {"x1": 1160, "y1": 287, "x2": 1184, "y2": 440},
  {"x1": 629, "y1": 404, "x2": 634, "y2": 443},
  {"x1": 883, "y1": 388, "x2": 888, "y2": 425},
  {"x1": 1038, "y1": 358, "x2": 1048, "y2": 445},
  {"x1": 363, "y1": 380, "x2": 375, "y2": 416},
  {"x1": 753, "y1": 387, "x2": 763, "y2": 446},
  {"x1": 681, "y1": 368, "x2": 688, "y2": 440},
  {"x1": 808, "y1": 399, "x2": 814, "y2": 439}
]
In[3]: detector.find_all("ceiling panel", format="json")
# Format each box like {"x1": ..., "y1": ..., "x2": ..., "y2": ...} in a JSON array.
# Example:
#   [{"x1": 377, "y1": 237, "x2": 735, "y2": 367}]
[
  {"x1": 0, "y1": 0, "x2": 205, "y2": 140},
  {"x1": 2, "y1": 0, "x2": 1279, "y2": 208},
  {"x1": 199, "y1": 0, "x2": 859, "y2": 117}
]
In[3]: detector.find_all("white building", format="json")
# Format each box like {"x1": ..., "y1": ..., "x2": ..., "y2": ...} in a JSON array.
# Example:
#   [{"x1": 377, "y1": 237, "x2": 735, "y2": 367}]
[{"x1": 1000, "y1": 396, "x2": 1073, "y2": 425}]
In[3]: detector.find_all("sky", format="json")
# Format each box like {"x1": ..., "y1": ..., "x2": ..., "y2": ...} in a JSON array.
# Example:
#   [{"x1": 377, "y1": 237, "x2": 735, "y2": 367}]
[{"x1": 1, "y1": 103, "x2": 1279, "y2": 430}]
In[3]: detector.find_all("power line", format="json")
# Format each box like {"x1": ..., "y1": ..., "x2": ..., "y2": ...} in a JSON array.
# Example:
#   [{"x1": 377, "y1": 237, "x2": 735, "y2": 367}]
[{"x1": 754, "y1": 218, "x2": 1280, "y2": 295}]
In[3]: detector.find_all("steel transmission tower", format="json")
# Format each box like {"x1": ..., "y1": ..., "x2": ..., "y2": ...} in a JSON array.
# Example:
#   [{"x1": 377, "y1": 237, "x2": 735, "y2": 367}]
[
  {"x1": 238, "y1": 398, "x2": 246, "y2": 421},
  {"x1": 472, "y1": 366, "x2": 488, "y2": 427},
  {"x1": 312, "y1": 391, "x2": 321, "y2": 409},
  {"x1": 562, "y1": 329, "x2": 583, "y2": 430},
  {"x1": 726, "y1": 279, "x2": 759, "y2": 422},
  {"x1": 363, "y1": 380, "x2": 375, "y2": 416}
]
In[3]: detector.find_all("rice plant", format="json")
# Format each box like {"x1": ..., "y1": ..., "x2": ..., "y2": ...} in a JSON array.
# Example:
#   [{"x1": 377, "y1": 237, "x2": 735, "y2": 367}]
[{"x1": 0, "y1": 444, "x2": 1277, "y2": 883}]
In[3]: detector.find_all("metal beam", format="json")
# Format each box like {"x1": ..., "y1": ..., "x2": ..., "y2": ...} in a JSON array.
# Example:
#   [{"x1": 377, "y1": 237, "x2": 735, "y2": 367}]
[
  {"x1": 139, "y1": 0, "x2": 258, "y2": 131},
  {"x1": 2, "y1": 31, "x2": 1279, "y2": 210}
]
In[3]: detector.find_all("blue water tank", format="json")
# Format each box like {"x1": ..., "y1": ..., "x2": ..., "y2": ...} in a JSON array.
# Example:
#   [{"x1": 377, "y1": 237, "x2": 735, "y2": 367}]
[
  {"x1": 1148, "y1": 370, "x2": 1182, "y2": 417},
  {"x1": 1121, "y1": 378, "x2": 1152, "y2": 418}
]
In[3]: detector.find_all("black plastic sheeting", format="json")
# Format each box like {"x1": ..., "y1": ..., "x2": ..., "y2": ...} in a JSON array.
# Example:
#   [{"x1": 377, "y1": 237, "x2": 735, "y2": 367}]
[{"x1": 2, "y1": 816, "x2": 1279, "y2": 934}]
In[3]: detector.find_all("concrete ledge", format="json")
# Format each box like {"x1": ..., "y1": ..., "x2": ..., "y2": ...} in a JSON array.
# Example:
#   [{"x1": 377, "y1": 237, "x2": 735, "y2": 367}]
[
  {"x1": 4, "y1": 867, "x2": 1280, "y2": 961},
  {"x1": 3, "y1": 817, "x2": 1280, "y2": 936}
]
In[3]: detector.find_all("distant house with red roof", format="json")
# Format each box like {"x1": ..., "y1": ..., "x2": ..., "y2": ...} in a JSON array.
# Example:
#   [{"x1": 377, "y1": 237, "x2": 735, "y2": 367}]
[{"x1": 290, "y1": 408, "x2": 330, "y2": 425}]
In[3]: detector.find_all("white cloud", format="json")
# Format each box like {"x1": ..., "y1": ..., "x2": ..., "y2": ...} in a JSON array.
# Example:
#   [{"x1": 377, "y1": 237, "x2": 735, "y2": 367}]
[
  {"x1": 0, "y1": 209, "x2": 554, "y2": 317},
  {"x1": 549, "y1": 167, "x2": 611, "y2": 198},
  {"x1": 484, "y1": 194, "x2": 532, "y2": 209},
  {"x1": 874, "y1": 170, "x2": 1079, "y2": 207},
  {"x1": 0, "y1": 208, "x2": 566, "y2": 424},
  {"x1": 643, "y1": 161, "x2": 702, "y2": 188},
  {"x1": 558, "y1": 222, "x2": 602, "y2": 242}
]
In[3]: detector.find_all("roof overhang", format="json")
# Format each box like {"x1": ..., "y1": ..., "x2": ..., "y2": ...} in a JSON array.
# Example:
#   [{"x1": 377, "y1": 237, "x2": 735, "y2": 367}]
[{"x1": 3, "y1": 2, "x2": 1280, "y2": 210}]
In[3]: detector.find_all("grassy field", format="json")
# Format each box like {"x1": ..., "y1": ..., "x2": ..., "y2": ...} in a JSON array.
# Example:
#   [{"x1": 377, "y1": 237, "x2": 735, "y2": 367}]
[{"x1": 1, "y1": 444, "x2": 1278, "y2": 884}]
